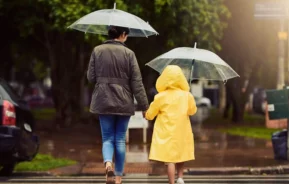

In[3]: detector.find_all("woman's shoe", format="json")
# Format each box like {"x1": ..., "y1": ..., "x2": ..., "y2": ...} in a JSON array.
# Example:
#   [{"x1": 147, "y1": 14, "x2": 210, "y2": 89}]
[{"x1": 105, "y1": 166, "x2": 115, "y2": 184}]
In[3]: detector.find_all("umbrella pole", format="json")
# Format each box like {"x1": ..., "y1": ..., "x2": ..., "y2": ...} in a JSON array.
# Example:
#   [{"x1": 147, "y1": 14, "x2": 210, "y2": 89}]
[{"x1": 189, "y1": 59, "x2": 195, "y2": 92}]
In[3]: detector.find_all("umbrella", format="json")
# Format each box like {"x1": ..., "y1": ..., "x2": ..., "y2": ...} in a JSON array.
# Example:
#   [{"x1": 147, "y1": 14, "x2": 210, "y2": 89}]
[
  {"x1": 68, "y1": 3, "x2": 158, "y2": 37},
  {"x1": 146, "y1": 43, "x2": 239, "y2": 83}
]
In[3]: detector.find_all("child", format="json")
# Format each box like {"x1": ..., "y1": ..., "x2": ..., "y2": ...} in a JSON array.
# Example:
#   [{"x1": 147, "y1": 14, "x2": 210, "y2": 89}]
[{"x1": 146, "y1": 65, "x2": 197, "y2": 184}]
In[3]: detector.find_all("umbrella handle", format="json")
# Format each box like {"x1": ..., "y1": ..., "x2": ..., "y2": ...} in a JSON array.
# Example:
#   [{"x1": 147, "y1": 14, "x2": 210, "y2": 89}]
[{"x1": 189, "y1": 59, "x2": 195, "y2": 92}]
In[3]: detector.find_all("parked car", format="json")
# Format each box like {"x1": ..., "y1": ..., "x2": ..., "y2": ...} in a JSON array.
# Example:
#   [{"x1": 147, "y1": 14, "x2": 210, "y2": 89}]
[
  {"x1": 0, "y1": 78, "x2": 39, "y2": 176},
  {"x1": 195, "y1": 97, "x2": 211, "y2": 108},
  {"x1": 9, "y1": 81, "x2": 54, "y2": 108}
]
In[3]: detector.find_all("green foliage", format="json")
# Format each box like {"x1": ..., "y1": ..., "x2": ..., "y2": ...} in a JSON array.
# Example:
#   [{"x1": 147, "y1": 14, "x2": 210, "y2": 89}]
[
  {"x1": 204, "y1": 108, "x2": 265, "y2": 125},
  {"x1": 37, "y1": 0, "x2": 125, "y2": 30},
  {"x1": 32, "y1": 108, "x2": 56, "y2": 120},
  {"x1": 32, "y1": 60, "x2": 48, "y2": 81},
  {"x1": 15, "y1": 154, "x2": 76, "y2": 171},
  {"x1": 221, "y1": 127, "x2": 282, "y2": 140},
  {"x1": 152, "y1": 0, "x2": 230, "y2": 51},
  {"x1": 2, "y1": 0, "x2": 230, "y2": 122},
  {"x1": 4, "y1": 0, "x2": 229, "y2": 58}
]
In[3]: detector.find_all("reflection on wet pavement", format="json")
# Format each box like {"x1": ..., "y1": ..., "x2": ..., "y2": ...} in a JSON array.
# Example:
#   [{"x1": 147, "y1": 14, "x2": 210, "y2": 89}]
[{"x1": 37, "y1": 107, "x2": 289, "y2": 168}]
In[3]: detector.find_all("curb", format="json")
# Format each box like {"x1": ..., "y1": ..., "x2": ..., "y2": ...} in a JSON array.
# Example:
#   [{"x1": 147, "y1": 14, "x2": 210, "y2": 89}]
[
  {"x1": 12, "y1": 164, "x2": 289, "y2": 177},
  {"x1": 186, "y1": 165, "x2": 289, "y2": 175},
  {"x1": 12, "y1": 171, "x2": 54, "y2": 177}
]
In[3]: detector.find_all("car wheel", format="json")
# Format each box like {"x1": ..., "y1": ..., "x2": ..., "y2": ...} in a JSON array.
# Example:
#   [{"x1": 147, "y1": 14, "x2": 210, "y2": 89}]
[
  {"x1": 0, "y1": 163, "x2": 16, "y2": 177},
  {"x1": 199, "y1": 103, "x2": 207, "y2": 107}
]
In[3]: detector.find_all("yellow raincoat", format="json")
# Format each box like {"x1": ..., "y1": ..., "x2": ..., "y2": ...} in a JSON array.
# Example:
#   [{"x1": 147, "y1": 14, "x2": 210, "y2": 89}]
[{"x1": 146, "y1": 65, "x2": 197, "y2": 163}]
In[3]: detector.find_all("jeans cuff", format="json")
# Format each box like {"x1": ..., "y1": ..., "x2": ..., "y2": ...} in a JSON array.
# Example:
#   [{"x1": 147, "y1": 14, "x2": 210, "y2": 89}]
[
  {"x1": 114, "y1": 171, "x2": 123, "y2": 176},
  {"x1": 103, "y1": 159, "x2": 113, "y2": 165}
]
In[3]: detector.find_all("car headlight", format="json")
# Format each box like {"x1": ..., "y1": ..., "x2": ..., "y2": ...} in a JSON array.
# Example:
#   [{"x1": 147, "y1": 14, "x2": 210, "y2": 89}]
[{"x1": 24, "y1": 123, "x2": 32, "y2": 132}]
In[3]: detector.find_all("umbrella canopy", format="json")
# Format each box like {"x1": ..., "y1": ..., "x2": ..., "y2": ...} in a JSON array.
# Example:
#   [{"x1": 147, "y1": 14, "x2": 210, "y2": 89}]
[
  {"x1": 146, "y1": 44, "x2": 239, "y2": 82},
  {"x1": 68, "y1": 3, "x2": 158, "y2": 37}
]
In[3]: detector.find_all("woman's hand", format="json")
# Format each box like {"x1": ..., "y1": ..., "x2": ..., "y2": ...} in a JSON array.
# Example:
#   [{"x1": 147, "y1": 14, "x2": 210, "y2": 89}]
[{"x1": 142, "y1": 111, "x2": 147, "y2": 119}]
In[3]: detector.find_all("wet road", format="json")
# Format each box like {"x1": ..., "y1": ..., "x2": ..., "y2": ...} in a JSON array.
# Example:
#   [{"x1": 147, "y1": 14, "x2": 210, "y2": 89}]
[
  {"x1": 1, "y1": 175, "x2": 289, "y2": 184},
  {"x1": 36, "y1": 107, "x2": 289, "y2": 168}
]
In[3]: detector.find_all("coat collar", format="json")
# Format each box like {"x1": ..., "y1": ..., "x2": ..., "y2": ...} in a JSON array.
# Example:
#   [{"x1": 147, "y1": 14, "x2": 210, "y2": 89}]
[{"x1": 103, "y1": 40, "x2": 127, "y2": 47}]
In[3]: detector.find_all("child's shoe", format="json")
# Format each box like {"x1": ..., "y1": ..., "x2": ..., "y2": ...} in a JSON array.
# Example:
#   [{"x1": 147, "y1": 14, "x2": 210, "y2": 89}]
[{"x1": 176, "y1": 178, "x2": 185, "y2": 184}]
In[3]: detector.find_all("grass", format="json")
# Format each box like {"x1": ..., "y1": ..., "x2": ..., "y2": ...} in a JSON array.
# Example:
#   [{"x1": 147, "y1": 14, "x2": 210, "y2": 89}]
[
  {"x1": 220, "y1": 126, "x2": 283, "y2": 140},
  {"x1": 15, "y1": 154, "x2": 77, "y2": 172},
  {"x1": 243, "y1": 112, "x2": 265, "y2": 124},
  {"x1": 204, "y1": 108, "x2": 265, "y2": 126},
  {"x1": 203, "y1": 108, "x2": 281, "y2": 140},
  {"x1": 32, "y1": 107, "x2": 90, "y2": 121},
  {"x1": 32, "y1": 108, "x2": 56, "y2": 121}
]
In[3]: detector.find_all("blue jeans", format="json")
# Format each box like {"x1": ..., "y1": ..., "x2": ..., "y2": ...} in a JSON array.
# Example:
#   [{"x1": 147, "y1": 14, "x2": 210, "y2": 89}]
[{"x1": 99, "y1": 115, "x2": 130, "y2": 176}]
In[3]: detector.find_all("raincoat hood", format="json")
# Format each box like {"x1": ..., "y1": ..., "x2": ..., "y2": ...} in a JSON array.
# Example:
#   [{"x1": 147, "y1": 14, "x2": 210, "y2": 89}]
[{"x1": 156, "y1": 65, "x2": 190, "y2": 92}]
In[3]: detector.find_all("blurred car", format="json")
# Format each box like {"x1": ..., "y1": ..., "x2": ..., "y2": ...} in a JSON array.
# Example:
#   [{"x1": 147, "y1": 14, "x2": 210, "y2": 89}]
[
  {"x1": 0, "y1": 78, "x2": 39, "y2": 176},
  {"x1": 195, "y1": 97, "x2": 211, "y2": 108},
  {"x1": 9, "y1": 81, "x2": 54, "y2": 108}
]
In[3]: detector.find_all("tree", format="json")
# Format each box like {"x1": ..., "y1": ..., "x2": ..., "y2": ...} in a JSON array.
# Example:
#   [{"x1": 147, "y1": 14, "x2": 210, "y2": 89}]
[
  {"x1": 0, "y1": 0, "x2": 17, "y2": 80},
  {"x1": 124, "y1": 0, "x2": 230, "y2": 93},
  {"x1": 124, "y1": 0, "x2": 229, "y2": 61},
  {"x1": 4, "y1": 0, "x2": 121, "y2": 127},
  {"x1": 3, "y1": 0, "x2": 230, "y2": 127}
]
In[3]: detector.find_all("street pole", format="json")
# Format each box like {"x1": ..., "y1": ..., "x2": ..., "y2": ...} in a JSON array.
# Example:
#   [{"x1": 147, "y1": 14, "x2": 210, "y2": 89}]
[
  {"x1": 285, "y1": 21, "x2": 289, "y2": 86},
  {"x1": 277, "y1": 19, "x2": 285, "y2": 89}
]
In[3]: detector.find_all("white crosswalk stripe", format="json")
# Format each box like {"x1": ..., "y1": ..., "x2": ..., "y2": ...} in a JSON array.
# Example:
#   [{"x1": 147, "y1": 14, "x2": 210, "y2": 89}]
[{"x1": 1, "y1": 175, "x2": 289, "y2": 184}]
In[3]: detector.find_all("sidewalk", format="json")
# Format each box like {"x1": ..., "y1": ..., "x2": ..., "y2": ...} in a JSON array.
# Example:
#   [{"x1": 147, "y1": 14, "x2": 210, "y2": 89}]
[
  {"x1": 46, "y1": 162, "x2": 289, "y2": 176},
  {"x1": 15, "y1": 161, "x2": 289, "y2": 176}
]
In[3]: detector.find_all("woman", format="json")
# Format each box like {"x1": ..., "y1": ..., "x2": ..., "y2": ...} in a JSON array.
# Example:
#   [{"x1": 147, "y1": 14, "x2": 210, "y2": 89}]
[{"x1": 87, "y1": 26, "x2": 149, "y2": 184}]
